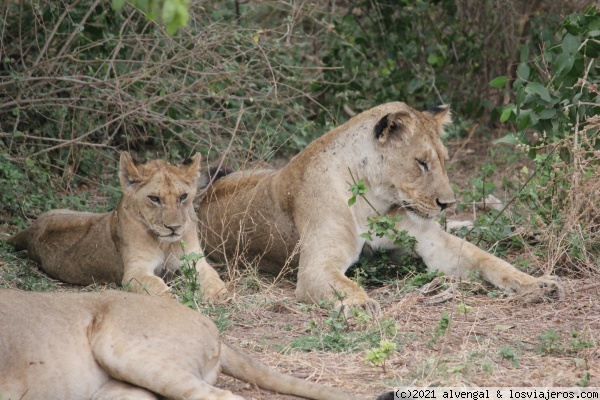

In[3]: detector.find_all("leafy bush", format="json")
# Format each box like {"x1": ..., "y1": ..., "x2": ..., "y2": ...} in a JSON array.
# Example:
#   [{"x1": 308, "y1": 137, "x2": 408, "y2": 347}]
[
  {"x1": 494, "y1": 6, "x2": 600, "y2": 275},
  {"x1": 317, "y1": 0, "x2": 580, "y2": 118}
]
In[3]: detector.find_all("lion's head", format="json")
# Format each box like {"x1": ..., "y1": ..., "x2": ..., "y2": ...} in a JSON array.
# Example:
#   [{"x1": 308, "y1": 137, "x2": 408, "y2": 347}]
[
  {"x1": 119, "y1": 152, "x2": 201, "y2": 242},
  {"x1": 370, "y1": 104, "x2": 455, "y2": 219}
]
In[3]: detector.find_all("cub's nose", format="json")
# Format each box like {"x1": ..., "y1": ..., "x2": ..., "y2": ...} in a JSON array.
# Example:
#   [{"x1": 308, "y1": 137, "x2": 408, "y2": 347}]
[
  {"x1": 436, "y1": 198, "x2": 455, "y2": 211},
  {"x1": 165, "y1": 224, "x2": 182, "y2": 233}
]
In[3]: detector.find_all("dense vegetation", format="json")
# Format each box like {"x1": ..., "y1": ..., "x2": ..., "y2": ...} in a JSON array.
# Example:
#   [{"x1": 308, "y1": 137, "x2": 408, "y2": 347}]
[{"x1": 1, "y1": 0, "x2": 597, "y2": 276}]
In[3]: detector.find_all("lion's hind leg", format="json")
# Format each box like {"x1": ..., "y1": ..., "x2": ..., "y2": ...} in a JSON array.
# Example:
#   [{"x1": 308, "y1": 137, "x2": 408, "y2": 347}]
[
  {"x1": 91, "y1": 377, "x2": 242, "y2": 400},
  {"x1": 91, "y1": 319, "x2": 244, "y2": 399},
  {"x1": 91, "y1": 379, "x2": 158, "y2": 400}
]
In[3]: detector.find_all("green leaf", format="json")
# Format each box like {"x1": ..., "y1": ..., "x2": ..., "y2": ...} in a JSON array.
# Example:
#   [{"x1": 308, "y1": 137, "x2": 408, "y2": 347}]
[
  {"x1": 562, "y1": 33, "x2": 581, "y2": 55},
  {"x1": 519, "y1": 44, "x2": 529, "y2": 63},
  {"x1": 539, "y1": 108, "x2": 557, "y2": 120},
  {"x1": 517, "y1": 63, "x2": 530, "y2": 80},
  {"x1": 348, "y1": 196, "x2": 356, "y2": 206},
  {"x1": 525, "y1": 82, "x2": 551, "y2": 102},
  {"x1": 427, "y1": 53, "x2": 439, "y2": 65},
  {"x1": 493, "y1": 133, "x2": 518, "y2": 145},
  {"x1": 588, "y1": 30, "x2": 600, "y2": 37},
  {"x1": 555, "y1": 52, "x2": 575, "y2": 76},
  {"x1": 489, "y1": 76, "x2": 507, "y2": 88},
  {"x1": 162, "y1": 0, "x2": 176, "y2": 23},
  {"x1": 499, "y1": 106, "x2": 513, "y2": 123},
  {"x1": 111, "y1": 0, "x2": 126, "y2": 10}
]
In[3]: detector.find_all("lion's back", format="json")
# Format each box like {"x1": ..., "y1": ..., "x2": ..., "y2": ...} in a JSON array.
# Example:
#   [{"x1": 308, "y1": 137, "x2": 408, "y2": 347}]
[{"x1": 198, "y1": 169, "x2": 300, "y2": 273}]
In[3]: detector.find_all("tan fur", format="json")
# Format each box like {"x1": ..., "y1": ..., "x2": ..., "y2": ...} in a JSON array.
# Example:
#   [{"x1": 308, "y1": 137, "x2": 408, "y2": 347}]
[
  {"x1": 8, "y1": 153, "x2": 227, "y2": 301},
  {"x1": 0, "y1": 289, "x2": 367, "y2": 400},
  {"x1": 198, "y1": 102, "x2": 564, "y2": 314}
]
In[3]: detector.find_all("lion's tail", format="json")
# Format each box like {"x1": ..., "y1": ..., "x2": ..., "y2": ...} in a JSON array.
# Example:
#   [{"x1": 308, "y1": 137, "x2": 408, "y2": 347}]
[
  {"x1": 5, "y1": 229, "x2": 28, "y2": 251},
  {"x1": 221, "y1": 341, "x2": 366, "y2": 400},
  {"x1": 199, "y1": 166, "x2": 231, "y2": 192}
]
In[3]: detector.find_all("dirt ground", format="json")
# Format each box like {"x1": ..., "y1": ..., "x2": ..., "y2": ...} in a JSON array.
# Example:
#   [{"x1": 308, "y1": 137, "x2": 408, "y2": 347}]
[
  {"x1": 211, "y1": 278, "x2": 599, "y2": 399},
  {"x1": 1, "y1": 130, "x2": 598, "y2": 399}
]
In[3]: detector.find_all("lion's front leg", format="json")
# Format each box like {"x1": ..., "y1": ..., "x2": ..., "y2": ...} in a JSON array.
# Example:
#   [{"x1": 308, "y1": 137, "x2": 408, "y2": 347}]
[
  {"x1": 294, "y1": 228, "x2": 380, "y2": 316},
  {"x1": 194, "y1": 257, "x2": 228, "y2": 303},
  {"x1": 377, "y1": 217, "x2": 564, "y2": 300},
  {"x1": 122, "y1": 264, "x2": 172, "y2": 297},
  {"x1": 121, "y1": 250, "x2": 172, "y2": 297}
]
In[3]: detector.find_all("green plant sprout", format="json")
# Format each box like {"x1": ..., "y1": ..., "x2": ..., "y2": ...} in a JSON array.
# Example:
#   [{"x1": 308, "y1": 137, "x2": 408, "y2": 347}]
[
  {"x1": 364, "y1": 341, "x2": 397, "y2": 372},
  {"x1": 175, "y1": 240, "x2": 205, "y2": 310}
]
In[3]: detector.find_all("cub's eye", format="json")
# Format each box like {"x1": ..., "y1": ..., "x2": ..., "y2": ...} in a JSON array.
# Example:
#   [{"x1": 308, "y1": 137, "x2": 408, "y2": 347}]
[
  {"x1": 148, "y1": 195, "x2": 161, "y2": 204},
  {"x1": 179, "y1": 193, "x2": 188, "y2": 203},
  {"x1": 417, "y1": 159, "x2": 429, "y2": 172}
]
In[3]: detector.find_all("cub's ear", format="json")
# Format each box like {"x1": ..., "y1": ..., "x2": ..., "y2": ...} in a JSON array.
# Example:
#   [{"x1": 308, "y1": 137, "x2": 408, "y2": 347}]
[
  {"x1": 181, "y1": 152, "x2": 202, "y2": 183},
  {"x1": 374, "y1": 111, "x2": 412, "y2": 143},
  {"x1": 429, "y1": 104, "x2": 452, "y2": 128},
  {"x1": 119, "y1": 152, "x2": 143, "y2": 191}
]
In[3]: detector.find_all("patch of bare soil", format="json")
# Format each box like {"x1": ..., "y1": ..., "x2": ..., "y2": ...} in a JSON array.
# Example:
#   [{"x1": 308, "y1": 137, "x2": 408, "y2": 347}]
[{"x1": 216, "y1": 278, "x2": 599, "y2": 399}]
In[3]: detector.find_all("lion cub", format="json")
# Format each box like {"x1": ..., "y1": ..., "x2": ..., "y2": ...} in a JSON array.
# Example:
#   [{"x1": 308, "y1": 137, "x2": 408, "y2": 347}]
[{"x1": 8, "y1": 152, "x2": 227, "y2": 301}]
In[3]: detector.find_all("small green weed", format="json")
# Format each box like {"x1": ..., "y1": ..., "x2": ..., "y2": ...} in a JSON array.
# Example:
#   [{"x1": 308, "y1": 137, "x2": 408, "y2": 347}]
[
  {"x1": 481, "y1": 360, "x2": 494, "y2": 375},
  {"x1": 171, "y1": 241, "x2": 205, "y2": 310},
  {"x1": 577, "y1": 373, "x2": 591, "y2": 387},
  {"x1": 569, "y1": 330, "x2": 596, "y2": 354},
  {"x1": 290, "y1": 307, "x2": 399, "y2": 353},
  {"x1": 499, "y1": 346, "x2": 520, "y2": 366},
  {"x1": 536, "y1": 329, "x2": 562, "y2": 355},
  {"x1": 364, "y1": 341, "x2": 397, "y2": 372},
  {"x1": 455, "y1": 301, "x2": 473, "y2": 315},
  {"x1": 428, "y1": 311, "x2": 450, "y2": 345}
]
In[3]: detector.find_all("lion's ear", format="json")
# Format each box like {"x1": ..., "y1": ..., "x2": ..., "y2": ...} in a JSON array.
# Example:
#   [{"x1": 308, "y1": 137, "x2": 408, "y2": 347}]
[
  {"x1": 430, "y1": 104, "x2": 452, "y2": 130},
  {"x1": 119, "y1": 152, "x2": 143, "y2": 191},
  {"x1": 181, "y1": 152, "x2": 202, "y2": 183},
  {"x1": 374, "y1": 111, "x2": 412, "y2": 143}
]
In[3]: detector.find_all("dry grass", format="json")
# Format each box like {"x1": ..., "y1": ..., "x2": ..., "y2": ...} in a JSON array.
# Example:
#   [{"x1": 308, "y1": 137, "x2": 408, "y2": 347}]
[{"x1": 206, "y1": 274, "x2": 599, "y2": 399}]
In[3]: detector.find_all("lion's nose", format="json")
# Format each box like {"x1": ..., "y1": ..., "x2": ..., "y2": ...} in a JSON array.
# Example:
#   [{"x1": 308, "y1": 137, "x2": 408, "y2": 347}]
[
  {"x1": 436, "y1": 198, "x2": 455, "y2": 211},
  {"x1": 165, "y1": 224, "x2": 181, "y2": 232}
]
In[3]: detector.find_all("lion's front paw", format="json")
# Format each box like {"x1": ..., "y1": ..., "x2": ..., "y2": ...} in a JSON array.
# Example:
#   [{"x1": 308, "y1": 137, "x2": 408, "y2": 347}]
[
  {"x1": 518, "y1": 275, "x2": 564, "y2": 301},
  {"x1": 334, "y1": 292, "x2": 381, "y2": 318},
  {"x1": 202, "y1": 278, "x2": 229, "y2": 304}
]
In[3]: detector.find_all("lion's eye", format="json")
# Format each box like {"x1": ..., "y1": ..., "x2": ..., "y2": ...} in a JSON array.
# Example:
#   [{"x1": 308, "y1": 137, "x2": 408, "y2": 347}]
[
  {"x1": 179, "y1": 193, "x2": 188, "y2": 203},
  {"x1": 417, "y1": 159, "x2": 429, "y2": 172},
  {"x1": 148, "y1": 195, "x2": 161, "y2": 205}
]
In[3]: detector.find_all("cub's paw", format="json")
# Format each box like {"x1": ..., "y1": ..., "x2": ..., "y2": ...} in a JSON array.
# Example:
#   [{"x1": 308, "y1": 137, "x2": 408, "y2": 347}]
[
  {"x1": 334, "y1": 292, "x2": 381, "y2": 318},
  {"x1": 518, "y1": 275, "x2": 564, "y2": 302}
]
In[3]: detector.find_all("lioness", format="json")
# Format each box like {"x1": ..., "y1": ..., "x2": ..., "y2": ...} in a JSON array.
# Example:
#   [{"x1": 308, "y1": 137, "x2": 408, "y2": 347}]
[
  {"x1": 198, "y1": 102, "x2": 564, "y2": 314},
  {"x1": 8, "y1": 152, "x2": 227, "y2": 301},
  {"x1": 0, "y1": 289, "x2": 382, "y2": 400}
]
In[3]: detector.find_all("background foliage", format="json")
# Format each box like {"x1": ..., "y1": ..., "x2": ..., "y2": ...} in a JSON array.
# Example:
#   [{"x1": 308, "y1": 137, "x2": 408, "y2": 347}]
[{"x1": 0, "y1": 0, "x2": 596, "y2": 275}]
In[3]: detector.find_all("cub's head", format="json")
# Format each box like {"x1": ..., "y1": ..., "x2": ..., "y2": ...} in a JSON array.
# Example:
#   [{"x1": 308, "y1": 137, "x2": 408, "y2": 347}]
[
  {"x1": 119, "y1": 152, "x2": 201, "y2": 242},
  {"x1": 372, "y1": 104, "x2": 455, "y2": 219}
]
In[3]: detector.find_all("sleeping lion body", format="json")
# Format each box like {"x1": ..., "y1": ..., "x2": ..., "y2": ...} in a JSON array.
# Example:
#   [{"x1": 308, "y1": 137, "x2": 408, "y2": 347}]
[{"x1": 0, "y1": 289, "x2": 376, "y2": 400}]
